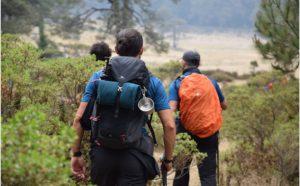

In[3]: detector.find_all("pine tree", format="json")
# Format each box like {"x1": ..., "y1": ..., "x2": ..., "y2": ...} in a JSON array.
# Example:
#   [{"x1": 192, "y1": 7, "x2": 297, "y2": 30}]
[
  {"x1": 2, "y1": 0, "x2": 81, "y2": 50},
  {"x1": 2, "y1": 0, "x2": 172, "y2": 53},
  {"x1": 57, "y1": 0, "x2": 170, "y2": 53},
  {"x1": 254, "y1": 0, "x2": 299, "y2": 73}
]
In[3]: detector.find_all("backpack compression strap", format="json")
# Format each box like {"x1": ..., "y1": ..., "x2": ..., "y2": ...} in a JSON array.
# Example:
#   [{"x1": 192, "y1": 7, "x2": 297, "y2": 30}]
[{"x1": 146, "y1": 113, "x2": 157, "y2": 145}]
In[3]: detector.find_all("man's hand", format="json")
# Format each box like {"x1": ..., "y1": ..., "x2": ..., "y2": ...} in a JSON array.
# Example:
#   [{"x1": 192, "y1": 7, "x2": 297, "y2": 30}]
[
  {"x1": 160, "y1": 160, "x2": 172, "y2": 186},
  {"x1": 71, "y1": 102, "x2": 87, "y2": 180},
  {"x1": 71, "y1": 156, "x2": 86, "y2": 180},
  {"x1": 163, "y1": 162, "x2": 172, "y2": 172}
]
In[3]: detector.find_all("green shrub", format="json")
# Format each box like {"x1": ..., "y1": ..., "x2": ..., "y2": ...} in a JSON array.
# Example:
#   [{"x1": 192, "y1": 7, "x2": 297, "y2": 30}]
[
  {"x1": 1, "y1": 34, "x2": 105, "y2": 185},
  {"x1": 1, "y1": 34, "x2": 105, "y2": 122},
  {"x1": 221, "y1": 71, "x2": 299, "y2": 185},
  {"x1": 203, "y1": 70, "x2": 235, "y2": 82},
  {"x1": 2, "y1": 105, "x2": 76, "y2": 186},
  {"x1": 173, "y1": 133, "x2": 206, "y2": 171},
  {"x1": 150, "y1": 60, "x2": 181, "y2": 87}
]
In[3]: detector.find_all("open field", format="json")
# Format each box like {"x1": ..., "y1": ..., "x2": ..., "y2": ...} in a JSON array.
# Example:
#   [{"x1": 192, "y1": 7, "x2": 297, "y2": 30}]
[
  {"x1": 142, "y1": 32, "x2": 271, "y2": 75},
  {"x1": 22, "y1": 29, "x2": 271, "y2": 76}
]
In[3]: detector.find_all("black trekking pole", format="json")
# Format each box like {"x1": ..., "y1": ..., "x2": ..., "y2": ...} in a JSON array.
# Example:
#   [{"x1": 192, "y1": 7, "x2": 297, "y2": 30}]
[
  {"x1": 217, "y1": 132, "x2": 220, "y2": 186},
  {"x1": 161, "y1": 161, "x2": 167, "y2": 186}
]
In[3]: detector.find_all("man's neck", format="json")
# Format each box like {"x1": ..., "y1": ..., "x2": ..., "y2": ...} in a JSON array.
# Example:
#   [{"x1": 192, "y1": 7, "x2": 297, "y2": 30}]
[
  {"x1": 182, "y1": 67, "x2": 200, "y2": 74},
  {"x1": 183, "y1": 66, "x2": 198, "y2": 72}
]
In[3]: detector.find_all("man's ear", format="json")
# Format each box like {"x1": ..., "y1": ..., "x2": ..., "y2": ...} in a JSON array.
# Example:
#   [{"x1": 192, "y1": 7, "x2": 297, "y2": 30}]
[
  {"x1": 138, "y1": 47, "x2": 144, "y2": 56},
  {"x1": 115, "y1": 46, "x2": 119, "y2": 54},
  {"x1": 181, "y1": 59, "x2": 186, "y2": 68}
]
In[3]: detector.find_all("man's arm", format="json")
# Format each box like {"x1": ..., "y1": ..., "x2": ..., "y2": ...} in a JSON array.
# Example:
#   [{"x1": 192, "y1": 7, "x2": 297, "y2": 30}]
[
  {"x1": 169, "y1": 101, "x2": 178, "y2": 112},
  {"x1": 157, "y1": 109, "x2": 176, "y2": 170},
  {"x1": 211, "y1": 79, "x2": 228, "y2": 110},
  {"x1": 71, "y1": 102, "x2": 88, "y2": 180},
  {"x1": 72, "y1": 102, "x2": 87, "y2": 152}
]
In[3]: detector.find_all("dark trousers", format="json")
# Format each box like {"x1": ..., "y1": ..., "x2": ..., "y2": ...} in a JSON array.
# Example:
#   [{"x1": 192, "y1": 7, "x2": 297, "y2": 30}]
[
  {"x1": 90, "y1": 146, "x2": 147, "y2": 186},
  {"x1": 173, "y1": 132, "x2": 218, "y2": 186}
]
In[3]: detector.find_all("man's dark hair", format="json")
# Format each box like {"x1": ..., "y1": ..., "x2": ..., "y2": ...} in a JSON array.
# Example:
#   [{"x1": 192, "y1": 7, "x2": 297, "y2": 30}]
[
  {"x1": 90, "y1": 42, "x2": 112, "y2": 61},
  {"x1": 182, "y1": 51, "x2": 201, "y2": 67},
  {"x1": 116, "y1": 28, "x2": 143, "y2": 57}
]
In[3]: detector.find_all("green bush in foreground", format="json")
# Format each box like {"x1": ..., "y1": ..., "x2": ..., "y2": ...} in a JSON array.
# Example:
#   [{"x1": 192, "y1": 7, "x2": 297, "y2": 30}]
[
  {"x1": 173, "y1": 133, "x2": 206, "y2": 171},
  {"x1": 222, "y1": 71, "x2": 299, "y2": 185},
  {"x1": 2, "y1": 105, "x2": 76, "y2": 186}
]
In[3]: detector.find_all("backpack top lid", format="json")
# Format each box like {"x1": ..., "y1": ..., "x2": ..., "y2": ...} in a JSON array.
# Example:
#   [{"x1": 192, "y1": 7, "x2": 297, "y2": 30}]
[{"x1": 109, "y1": 56, "x2": 149, "y2": 86}]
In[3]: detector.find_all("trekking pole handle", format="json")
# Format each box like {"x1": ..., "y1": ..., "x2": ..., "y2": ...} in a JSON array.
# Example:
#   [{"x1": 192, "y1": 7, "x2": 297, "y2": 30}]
[{"x1": 160, "y1": 157, "x2": 168, "y2": 186}]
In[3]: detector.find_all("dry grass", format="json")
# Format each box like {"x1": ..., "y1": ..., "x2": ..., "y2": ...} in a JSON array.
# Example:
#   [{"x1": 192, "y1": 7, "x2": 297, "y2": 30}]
[
  {"x1": 22, "y1": 28, "x2": 271, "y2": 76},
  {"x1": 142, "y1": 32, "x2": 270, "y2": 76}
]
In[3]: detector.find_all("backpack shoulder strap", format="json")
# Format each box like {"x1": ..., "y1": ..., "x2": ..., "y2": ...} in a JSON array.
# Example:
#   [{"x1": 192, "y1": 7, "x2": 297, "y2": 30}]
[{"x1": 174, "y1": 74, "x2": 187, "y2": 94}]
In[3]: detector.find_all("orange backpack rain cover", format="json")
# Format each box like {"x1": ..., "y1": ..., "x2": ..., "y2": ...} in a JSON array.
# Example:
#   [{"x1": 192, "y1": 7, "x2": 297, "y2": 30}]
[{"x1": 178, "y1": 73, "x2": 223, "y2": 138}]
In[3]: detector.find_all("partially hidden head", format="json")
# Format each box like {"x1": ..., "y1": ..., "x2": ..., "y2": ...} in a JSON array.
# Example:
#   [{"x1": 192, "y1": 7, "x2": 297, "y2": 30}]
[
  {"x1": 90, "y1": 41, "x2": 112, "y2": 61},
  {"x1": 182, "y1": 51, "x2": 201, "y2": 67},
  {"x1": 115, "y1": 28, "x2": 143, "y2": 57}
]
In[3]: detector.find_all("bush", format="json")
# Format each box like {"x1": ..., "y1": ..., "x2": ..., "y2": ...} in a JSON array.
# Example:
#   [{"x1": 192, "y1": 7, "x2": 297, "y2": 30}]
[
  {"x1": 173, "y1": 133, "x2": 206, "y2": 171},
  {"x1": 221, "y1": 71, "x2": 299, "y2": 185},
  {"x1": 2, "y1": 105, "x2": 76, "y2": 185},
  {"x1": 149, "y1": 61, "x2": 251, "y2": 88},
  {"x1": 149, "y1": 60, "x2": 182, "y2": 87},
  {"x1": 1, "y1": 34, "x2": 105, "y2": 122},
  {"x1": 1, "y1": 34, "x2": 105, "y2": 185},
  {"x1": 202, "y1": 70, "x2": 235, "y2": 82}
]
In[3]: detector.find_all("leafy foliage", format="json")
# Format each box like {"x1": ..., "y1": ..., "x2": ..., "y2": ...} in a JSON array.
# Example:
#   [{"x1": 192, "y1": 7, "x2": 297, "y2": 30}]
[
  {"x1": 2, "y1": 0, "x2": 173, "y2": 53},
  {"x1": 1, "y1": 34, "x2": 104, "y2": 122},
  {"x1": 1, "y1": 0, "x2": 81, "y2": 34},
  {"x1": 2, "y1": 105, "x2": 76, "y2": 185},
  {"x1": 1, "y1": 34, "x2": 105, "y2": 185},
  {"x1": 221, "y1": 71, "x2": 299, "y2": 185},
  {"x1": 65, "y1": 0, "x2": 170, "y2": 53},
  {"x1": 150, "y1": 60, "x2": 182, "y2": 87},
  {"x1": 150, "y1": 60, "x2": 250, "y2": 88},
  {"x1": 254, "y1": 0, "x2": 299, "y2": 73},
  {"x1": 173, "y1": 133, "x2": 206, "y2": 171}
]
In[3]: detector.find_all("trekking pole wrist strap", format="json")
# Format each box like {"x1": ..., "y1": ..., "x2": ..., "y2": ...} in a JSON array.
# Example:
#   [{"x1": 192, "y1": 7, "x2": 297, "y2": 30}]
[
  {"x1": 163, "y1": 158, "x2": 173, "y2": 164},
  {"x1": 72, "y1": 151, "x2": 82, "y2": 157}
]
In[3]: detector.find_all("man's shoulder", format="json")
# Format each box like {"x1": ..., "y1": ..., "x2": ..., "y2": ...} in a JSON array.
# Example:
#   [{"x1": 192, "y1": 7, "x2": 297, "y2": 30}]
[
  {"x1": 148, "y1": 75, "x2": 164, "y2": 95},
  {"x1": 207, "y1": 76, "x2": 218, "y2": 85},
  {"x1": 89, "y1": 70, "x2": 103, "y2": 81},
  {"x1": 149, "y1": 74, "x2": 162, "y2": 84}
]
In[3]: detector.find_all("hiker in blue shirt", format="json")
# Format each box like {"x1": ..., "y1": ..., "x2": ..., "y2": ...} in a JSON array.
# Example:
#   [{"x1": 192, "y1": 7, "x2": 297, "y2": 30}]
[
  {"x1": 168, "y1": 51, "x2": 227, "y2": 186},
  {"x1": 71, "y1": 28, "x2": 176, "y2": 186},
  {"x1": 89, "y1": 41, "x2": 112, "y2": 61}
]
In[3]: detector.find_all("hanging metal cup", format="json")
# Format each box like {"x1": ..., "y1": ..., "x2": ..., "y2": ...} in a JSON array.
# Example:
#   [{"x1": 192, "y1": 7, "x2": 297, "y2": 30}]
[{"x1": 138, "y1": 88, "x2": 154, "y2": 114}]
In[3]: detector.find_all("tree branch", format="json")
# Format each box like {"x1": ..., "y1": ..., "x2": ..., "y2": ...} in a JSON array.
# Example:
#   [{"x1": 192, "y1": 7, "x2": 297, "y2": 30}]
[
  {"x1": 71, "y1": 7, "x2": 112, "y2": 27},
  {"x1": 273, "y1": 0, "x2": 298, "y2": 37},
  {"x1": 127, "y1": 6, "x2": 144, "y2": 26}
]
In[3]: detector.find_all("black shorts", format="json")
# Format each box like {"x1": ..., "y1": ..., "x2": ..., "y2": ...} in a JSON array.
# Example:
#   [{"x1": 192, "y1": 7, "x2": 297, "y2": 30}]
[{"x1": 90, "y1": 146, "x2": 147, "y2": 186}]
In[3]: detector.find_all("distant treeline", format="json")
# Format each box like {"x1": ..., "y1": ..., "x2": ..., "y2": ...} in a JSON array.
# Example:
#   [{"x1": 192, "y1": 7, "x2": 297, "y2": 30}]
[{"x1": 151, "y1": 0, "x2": 260, "y2": 31}]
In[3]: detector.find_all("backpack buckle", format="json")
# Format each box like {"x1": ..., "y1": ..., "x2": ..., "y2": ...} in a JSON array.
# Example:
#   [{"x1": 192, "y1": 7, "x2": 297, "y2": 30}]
[
  {"x1": 90, "y1": 116, "x2": 100, "y2": 122},
  {"x1": 117, "y1": 86, "x2": 123, "y2": 92},
  {"x1": 95, "y1": 139, "x2": 101, "y2": 146}
]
